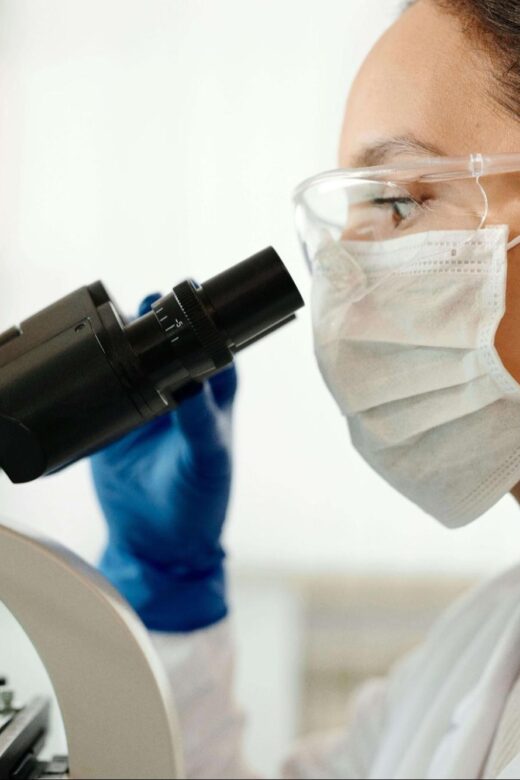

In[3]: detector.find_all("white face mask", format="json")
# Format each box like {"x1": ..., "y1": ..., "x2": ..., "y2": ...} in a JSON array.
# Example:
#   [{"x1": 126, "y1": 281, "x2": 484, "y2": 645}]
[{"x1": 312, "y1": 225, "x2": 520, "y2": 527}]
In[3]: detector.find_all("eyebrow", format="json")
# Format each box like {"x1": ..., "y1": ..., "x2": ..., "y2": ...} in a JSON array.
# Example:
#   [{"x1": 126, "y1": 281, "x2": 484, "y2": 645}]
[{"x1": 350, "y1": 135, "x2": 446, "y2": 168}]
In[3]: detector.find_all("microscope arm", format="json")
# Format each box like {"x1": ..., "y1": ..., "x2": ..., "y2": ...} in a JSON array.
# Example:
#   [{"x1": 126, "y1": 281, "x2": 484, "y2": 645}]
[{"x1": 0, "y1": 518, "x2": 182, "y2": 779}]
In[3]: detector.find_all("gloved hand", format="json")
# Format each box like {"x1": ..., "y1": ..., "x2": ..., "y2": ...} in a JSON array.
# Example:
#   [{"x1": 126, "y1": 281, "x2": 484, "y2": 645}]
[{"x1": 91, "y1": 294, "x2": 238, "y2": 633}]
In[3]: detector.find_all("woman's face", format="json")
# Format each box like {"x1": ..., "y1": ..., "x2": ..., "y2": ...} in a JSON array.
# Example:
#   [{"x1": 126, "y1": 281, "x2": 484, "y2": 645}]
[{"x1": 339, "y1": 0, "x2": 520, "y2": 381}]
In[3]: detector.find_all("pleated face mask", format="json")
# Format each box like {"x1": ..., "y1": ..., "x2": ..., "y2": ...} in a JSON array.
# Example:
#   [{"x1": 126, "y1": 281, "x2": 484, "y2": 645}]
[{"x1": 312, "y1": 225, "x2": 520, "y2": 527}]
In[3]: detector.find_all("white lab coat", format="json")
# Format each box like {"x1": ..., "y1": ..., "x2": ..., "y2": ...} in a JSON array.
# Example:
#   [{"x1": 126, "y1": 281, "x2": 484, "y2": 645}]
[{"x1": 151, "y1": 562, "x2": 520, "y2": 780}]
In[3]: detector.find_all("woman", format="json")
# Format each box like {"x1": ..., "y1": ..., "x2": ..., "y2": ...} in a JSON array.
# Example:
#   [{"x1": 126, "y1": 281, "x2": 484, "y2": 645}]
[{"x1": 92, "y1": 1, "x2": 520, "y2": 777}]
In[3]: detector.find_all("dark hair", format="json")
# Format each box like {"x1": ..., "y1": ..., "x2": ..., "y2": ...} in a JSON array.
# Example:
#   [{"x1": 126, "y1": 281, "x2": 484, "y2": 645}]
[{"x1": 408, "y1": 1, "x2": 520, "y2": 117}]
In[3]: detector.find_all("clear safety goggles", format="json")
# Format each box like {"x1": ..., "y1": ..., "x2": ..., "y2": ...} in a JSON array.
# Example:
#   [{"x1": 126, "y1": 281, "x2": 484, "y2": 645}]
[{"x1": 293, "y1": 153, "x2": 520, "y2": 277}]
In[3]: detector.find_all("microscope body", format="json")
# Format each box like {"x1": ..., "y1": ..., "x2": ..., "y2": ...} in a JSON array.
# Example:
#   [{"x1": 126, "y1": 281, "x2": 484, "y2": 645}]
[
  {"x1": 0, "y1": 248, "x2": 304, "y2": 483},
  {"x1": 0, "y1": 283, "x2": 160, "y2": 483}
]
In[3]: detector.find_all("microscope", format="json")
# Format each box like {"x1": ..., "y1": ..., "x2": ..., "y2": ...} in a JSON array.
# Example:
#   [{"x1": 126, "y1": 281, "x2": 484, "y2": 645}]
[{"x1": 0, "y1": 248, "x2": 304, "y2": 777}]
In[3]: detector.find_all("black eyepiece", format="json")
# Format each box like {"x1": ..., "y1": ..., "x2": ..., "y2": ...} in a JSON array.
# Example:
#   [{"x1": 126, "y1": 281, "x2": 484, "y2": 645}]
[{"x1": 201, "y1": 247, "x2": 305, "y2": 348}]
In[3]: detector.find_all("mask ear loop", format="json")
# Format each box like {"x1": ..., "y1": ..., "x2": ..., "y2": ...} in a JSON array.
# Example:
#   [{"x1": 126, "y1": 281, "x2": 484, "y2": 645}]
[
  {"x1": 472, "y1": 153, "x2": 489, "y2": 236},
  {"x1": 476, "y1": 177, "x2": 489, "y2": 230},
  {"x1": 471, "y1": 154, "x2": 520, "y2": 252},
  {"x1": 508, "y1": 234, "x2": 520, "y2": 251}
]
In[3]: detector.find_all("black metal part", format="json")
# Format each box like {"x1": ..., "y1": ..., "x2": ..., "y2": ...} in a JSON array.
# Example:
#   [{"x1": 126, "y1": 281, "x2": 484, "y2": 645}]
[
  {"x1": 200, "y1": 247, "x2": 304, "y2": 347},
  {"x1": 0, "y1": 698, "x2": 49, "y2": 779},
  {"x1": 0, "y1": 247, "x2": 304, "y2": 483}
]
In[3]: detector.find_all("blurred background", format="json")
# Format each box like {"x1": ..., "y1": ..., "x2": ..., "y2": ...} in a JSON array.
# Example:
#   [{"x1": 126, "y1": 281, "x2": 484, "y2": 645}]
[{"x1": 1, "y1": 1, "x2": 520, "y2": 776}]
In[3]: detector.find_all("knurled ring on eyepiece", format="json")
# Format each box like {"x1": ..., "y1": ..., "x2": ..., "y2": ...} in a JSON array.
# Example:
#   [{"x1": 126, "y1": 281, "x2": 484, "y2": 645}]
[{"x1": 173, "y1": 281, "x2": 232, "y2": 369}]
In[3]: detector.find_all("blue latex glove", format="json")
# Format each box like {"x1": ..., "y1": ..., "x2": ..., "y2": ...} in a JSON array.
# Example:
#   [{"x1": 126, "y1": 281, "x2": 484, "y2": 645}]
[{"x1": 91, "y1": 294, "x2": 238, "y2": 633}]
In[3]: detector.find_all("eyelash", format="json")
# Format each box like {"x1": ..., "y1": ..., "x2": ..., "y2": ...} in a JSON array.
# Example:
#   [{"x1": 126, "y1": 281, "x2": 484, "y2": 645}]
[
  {"x1": 373, "y1": 196, "x2": 415, "y2": 208},
  {"x1": 372, "y1": 196, "x2": 426, "y2": 225}
]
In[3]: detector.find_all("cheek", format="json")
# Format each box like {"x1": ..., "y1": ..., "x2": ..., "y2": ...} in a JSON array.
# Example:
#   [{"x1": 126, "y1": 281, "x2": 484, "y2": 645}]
[{"x1": 495, "y1": 248, "x2": 520, "y2": 382}]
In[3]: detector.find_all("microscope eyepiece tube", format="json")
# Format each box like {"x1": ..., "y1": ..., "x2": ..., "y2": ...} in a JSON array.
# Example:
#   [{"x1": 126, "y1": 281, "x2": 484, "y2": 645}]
[{"x1": 200, "y1": 247, "x2": 305, "y2": 347}]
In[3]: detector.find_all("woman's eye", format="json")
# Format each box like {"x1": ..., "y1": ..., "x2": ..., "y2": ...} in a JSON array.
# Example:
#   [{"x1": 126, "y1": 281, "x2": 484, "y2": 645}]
[{"x1": 372, "y1": 196, "x2": 419, "y2": 226}]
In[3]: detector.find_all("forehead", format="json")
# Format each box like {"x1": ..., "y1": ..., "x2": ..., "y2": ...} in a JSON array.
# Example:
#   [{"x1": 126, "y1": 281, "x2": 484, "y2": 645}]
[{"x1": 339, "y1": 0, "x2": 513, "y2": 168}]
